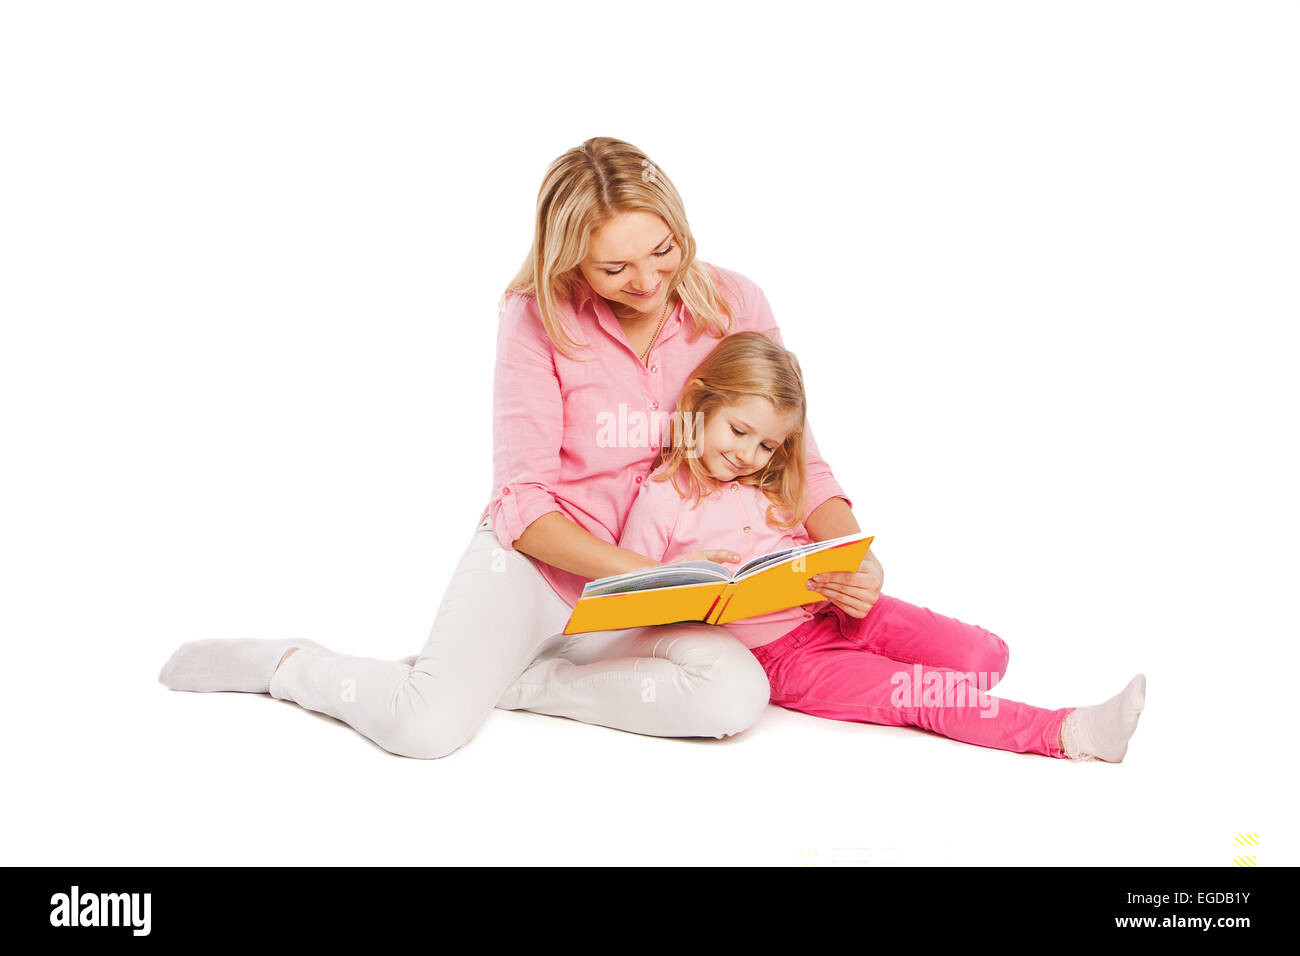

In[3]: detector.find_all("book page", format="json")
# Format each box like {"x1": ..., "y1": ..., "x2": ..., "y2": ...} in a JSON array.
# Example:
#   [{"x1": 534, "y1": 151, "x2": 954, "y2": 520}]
[
  {"x1": 715, "y1": 535, "x2": 874, "y2": 625},
  {"x1": 583, "y1": 560, "x2": 732, "y2": 597},
  {"x1": 733, "y1": 532, "x2": 871, "y2": 580}
]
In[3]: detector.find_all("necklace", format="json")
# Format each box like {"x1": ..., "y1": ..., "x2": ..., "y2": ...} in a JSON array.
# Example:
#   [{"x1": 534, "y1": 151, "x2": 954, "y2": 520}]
[{"x1": 637, "y1": 295, "x2": 672, "y2": 365}]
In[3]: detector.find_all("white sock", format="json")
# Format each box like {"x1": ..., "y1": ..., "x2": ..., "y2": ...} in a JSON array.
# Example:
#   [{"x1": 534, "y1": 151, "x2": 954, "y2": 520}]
[
  {"x1": 158, "y1": 638, "x2": 322, "y2": 694},
  {"x1": 1060, "y1": 673, "x2": 1146, "y2": 762}
]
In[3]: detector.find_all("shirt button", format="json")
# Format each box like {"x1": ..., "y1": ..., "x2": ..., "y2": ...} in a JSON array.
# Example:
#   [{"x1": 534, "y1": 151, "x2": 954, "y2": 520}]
[
  {"x1": 502, "y1": 487, "x2": 511, "y2": 496},
  {"x1": 635, "y1": 475, "x2": 643, "y2": 483},
  {"x1": 650, "y1": 364, "x2": 659, "y2": 373},
  {"x1": 742, "y1": 525, "x2": 751, "y2": 534},
  {"x1": 649, "y1": 400, "x2": 659, "y2": 411},
  {"x1": 730, "y1": 483, "x2": 739, "y2": 492}
]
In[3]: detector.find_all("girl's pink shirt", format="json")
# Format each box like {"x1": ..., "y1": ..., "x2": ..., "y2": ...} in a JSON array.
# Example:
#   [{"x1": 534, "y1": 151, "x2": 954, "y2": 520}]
[
  {"x1": 616, "y1": 470, "x2": 831, "y2": 649},
  {"x1": 478, "y1": 262, "x2": 853, "y2": 609}
]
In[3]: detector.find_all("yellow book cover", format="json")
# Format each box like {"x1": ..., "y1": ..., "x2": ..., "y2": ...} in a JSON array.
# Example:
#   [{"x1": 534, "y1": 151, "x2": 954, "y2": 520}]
[{"x1": 563, "y1": 532, "x2": 874, "y2": 635}]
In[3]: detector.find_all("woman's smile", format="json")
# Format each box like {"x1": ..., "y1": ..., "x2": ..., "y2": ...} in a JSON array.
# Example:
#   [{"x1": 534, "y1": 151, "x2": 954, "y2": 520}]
[{"x1": 626, "y1": 280, "x2": 662, "y2": 299}]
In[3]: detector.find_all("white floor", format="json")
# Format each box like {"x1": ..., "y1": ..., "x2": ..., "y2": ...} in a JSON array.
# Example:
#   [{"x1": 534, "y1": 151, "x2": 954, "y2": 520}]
[{"x1": 8, "y1": 618, "x2": 1287, "y2": 867}]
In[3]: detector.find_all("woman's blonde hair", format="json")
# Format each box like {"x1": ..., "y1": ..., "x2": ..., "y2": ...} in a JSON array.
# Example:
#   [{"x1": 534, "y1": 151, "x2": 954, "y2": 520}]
[
  {"x1": 502, "y1": 137, "x2": 738, "y2": 360},
  {"x1": 652, "y1": 332, "x2": 809, "y2": 533}
]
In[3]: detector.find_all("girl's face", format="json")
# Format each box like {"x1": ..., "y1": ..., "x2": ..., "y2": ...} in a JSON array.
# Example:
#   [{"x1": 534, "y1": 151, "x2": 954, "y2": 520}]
[
  {"x1": 576, "y1": 210, "x2": 682, "y2": 318},
  {"x1": 697, "y1": 395, "x2": 800, "y2": 483}
]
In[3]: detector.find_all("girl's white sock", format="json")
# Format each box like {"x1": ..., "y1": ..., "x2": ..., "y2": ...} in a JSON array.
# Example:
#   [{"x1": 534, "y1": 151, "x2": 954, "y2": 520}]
[
  {"x1": 1060, "y1": 673, "x2": 1146, "y2": 762},
  {"x1": 158, "y1": 638, "x2": 322, "y2": 694}
]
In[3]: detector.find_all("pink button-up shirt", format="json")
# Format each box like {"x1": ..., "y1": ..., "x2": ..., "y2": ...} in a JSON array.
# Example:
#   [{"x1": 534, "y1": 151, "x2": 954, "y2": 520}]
[
  {"x1": 616, "y1": 470, "x2": 831, "y2": 649},
  {"x1": 478, "y1": 262, "x2": 853, "y2": 609}
]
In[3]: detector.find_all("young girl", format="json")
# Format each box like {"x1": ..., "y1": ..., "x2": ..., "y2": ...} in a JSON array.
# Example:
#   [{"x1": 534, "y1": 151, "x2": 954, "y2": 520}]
[{"x1": 612, "y1": 332, "x2": 1146, "y2": 761}]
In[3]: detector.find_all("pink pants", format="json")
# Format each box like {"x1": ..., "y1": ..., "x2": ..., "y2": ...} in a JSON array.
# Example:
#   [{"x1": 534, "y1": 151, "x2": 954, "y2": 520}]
[{"x1": 750, "y1": 595, "x2": 1072, "y2": 758}]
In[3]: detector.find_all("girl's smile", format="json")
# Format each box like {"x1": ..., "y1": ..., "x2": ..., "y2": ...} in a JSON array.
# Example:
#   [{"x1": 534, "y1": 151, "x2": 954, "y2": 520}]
[{"x1": 698, "y1": 395, "x2": 800, "y2": 482}]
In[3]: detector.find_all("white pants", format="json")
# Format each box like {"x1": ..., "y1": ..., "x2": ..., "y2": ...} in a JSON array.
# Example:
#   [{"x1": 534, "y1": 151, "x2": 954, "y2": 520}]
[{"x1": 268, "y1": 517, "x2": 772, "y2": 758}]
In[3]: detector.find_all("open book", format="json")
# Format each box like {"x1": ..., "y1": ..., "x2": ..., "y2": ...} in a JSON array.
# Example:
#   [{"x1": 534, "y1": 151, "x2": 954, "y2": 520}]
[{"x1": 562, "y1": 531, "x2": 874, "y2": 635}]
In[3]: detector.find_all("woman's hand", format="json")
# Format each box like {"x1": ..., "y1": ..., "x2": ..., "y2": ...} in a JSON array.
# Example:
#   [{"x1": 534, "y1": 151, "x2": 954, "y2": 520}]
[{"x1": 805, "y1": 548, "x2": 884, "y2": 619}]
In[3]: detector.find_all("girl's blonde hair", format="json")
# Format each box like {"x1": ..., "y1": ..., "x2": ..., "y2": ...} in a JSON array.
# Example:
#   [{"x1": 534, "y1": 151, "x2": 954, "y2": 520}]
[
  {"x1": 501, "y1": 136, "x2": 739, "y2": 360},
  {"x1": 652, "y1": 332, "x2": 809, "y2": 533}
]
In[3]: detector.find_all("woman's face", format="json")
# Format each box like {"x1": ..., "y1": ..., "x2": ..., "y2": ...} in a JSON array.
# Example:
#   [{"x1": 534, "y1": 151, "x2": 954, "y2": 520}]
[
  {"x1": 697, "y1": 395, "x2": 799, "y2": 483},
  {"x1": 576, "y1": 210, "x2": 682, "y2": 318}
]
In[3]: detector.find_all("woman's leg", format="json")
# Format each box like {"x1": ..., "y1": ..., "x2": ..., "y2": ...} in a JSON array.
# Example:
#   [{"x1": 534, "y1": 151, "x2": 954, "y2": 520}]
[
  {"x1": 161, "y1": 518, "x2": 571, "y2": 758},
  {"x1": 264, "y1": 518, "x2": 571, "y2": 758},
  {"x1": 756, "y1": 619, "x2": 1070, "y2": 757},
  {"x1": 495, "y1": 623, "x2": 771, "y2": 739}
]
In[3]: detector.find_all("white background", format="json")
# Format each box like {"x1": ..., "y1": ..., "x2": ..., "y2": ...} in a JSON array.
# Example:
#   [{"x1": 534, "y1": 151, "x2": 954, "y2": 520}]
[{"x1": 2, "y1": 1, "x2": 1295, "y2": 866}]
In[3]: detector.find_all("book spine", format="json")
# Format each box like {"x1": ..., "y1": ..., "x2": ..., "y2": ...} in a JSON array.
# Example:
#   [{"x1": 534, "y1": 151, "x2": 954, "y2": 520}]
[{"x1": 706, "y1": 584, "x2": 736, "y2": 626}]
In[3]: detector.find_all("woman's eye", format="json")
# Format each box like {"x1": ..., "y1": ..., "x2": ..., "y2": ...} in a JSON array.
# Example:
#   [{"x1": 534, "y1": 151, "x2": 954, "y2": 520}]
[
  {"x1": 653, "y1": 244, "x2": 674, "y2": 257},
  {"x1": 731, "y1": 427, "x2": 744, "y2": 436}
]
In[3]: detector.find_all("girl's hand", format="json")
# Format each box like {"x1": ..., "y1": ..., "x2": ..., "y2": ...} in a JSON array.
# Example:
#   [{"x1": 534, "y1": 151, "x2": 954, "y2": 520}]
[
  {"x1": 675, "y1": 550, "x2": 742, "y2": 567},
  {"x1": 805, "y1": 548, "x2": 884, "y2": 619}
]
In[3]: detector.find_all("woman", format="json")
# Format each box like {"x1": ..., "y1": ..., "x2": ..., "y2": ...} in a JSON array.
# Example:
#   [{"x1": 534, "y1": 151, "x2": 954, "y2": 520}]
[{"x1": 157, "y1": 136, "x2": 884, "y2": 758}]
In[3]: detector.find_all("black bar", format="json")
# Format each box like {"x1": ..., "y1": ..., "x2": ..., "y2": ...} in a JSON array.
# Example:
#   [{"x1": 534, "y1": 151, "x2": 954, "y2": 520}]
[{"x1": 7, "y1": 866, "x2": 1283, "y2": 941}]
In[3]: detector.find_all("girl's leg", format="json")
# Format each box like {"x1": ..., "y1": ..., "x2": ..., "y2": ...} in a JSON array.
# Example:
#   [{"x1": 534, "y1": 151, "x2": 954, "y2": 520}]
[
  {"x1": 845, "y1": 596, "x2": 1010, "y2": 691},
  {"x1": 162, "y1": 518, "x2": 572, "y2": 759},
  {"x1": 495, "y1": 623, "x2": 771, "y2": 739},
  {"x1": 756, "y1": 621, "x2": 1071, "y2": 757}
]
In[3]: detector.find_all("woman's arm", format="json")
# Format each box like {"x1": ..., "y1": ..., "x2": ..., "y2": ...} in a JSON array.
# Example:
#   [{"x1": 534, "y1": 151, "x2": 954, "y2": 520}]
[
  {"x1": 742, "y1": 277, "x2": 884, "y2": 616},
  {"x1": 516, "y1": 483, "x2": 741, "y2": 579},
  {"x1": 514, "y1": 512, "x2": 661, "y2": 579},
  {"x1": 744, "y1": 279, "x2": 855, "y2": 524},
  {"x1": 488, "y1": 296, "x2": 735, "y2": 582},
  {"x1": 485, "y1": 297, "x2": 660, "y2": 581}
]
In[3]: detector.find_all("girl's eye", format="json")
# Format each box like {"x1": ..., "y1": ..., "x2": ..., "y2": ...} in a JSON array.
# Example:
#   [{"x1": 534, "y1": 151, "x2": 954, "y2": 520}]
[
  {"x1": 603, "y1": 244, "x2": 674, "y2": 276},
  {"x1": 732, "y1": 425, "x2": 775, "y2": 453}
]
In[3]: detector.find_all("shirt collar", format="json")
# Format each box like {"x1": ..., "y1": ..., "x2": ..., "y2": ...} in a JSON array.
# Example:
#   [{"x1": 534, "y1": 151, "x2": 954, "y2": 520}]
[
  {"x1": 571, "y1": 274, "x2": 683, "y2": 353},
  {"x1": 575, "y1": 280, "x2": 608, "y2": 327}
]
